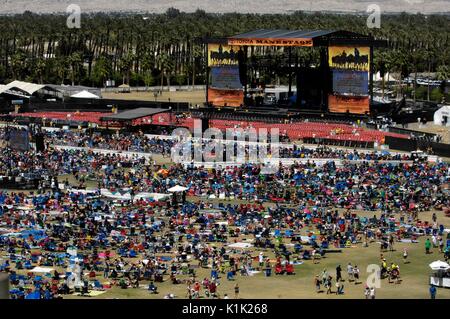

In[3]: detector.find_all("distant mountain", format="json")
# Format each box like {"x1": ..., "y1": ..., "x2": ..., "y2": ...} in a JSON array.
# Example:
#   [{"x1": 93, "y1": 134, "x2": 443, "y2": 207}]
[{"x1": 0, "y1": 0, "x2": 449, "y2": 15}]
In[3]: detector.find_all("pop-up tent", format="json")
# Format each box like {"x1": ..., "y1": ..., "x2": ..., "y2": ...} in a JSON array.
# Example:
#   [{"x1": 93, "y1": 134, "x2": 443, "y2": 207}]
[
  {"x1": 70, "y1": 90, "x2": 100, "y2": 99},
  {"x1": 168, "y1": 185, "x2": 188, "y2": 192},
  {"x1": 434, "y1": 105, "x2": 450, "y2": 126},
  {"x1": 429, "y1": 260, "x2": 450, "y2": 271}
]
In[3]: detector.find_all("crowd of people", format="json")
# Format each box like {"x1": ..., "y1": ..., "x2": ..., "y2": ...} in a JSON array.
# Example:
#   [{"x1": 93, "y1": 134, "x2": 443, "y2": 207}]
[
  {"x1": 42, "y1": 128, "x2": 426, "y2": 162},
  {"x1": 0, "y1": 125, "x2": 449, "y2": 299}
]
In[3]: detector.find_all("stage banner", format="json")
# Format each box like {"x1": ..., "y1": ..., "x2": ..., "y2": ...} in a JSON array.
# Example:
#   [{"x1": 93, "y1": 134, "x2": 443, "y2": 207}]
[
  {"x1": 208, "y1": 44, "x2": 239, "y2": 67},
  {"x1": 211, "y1": 66, "x2": 242, "y2": 90},
  {"x1": 208, "y1": 88, "x2": 244, "y2": 107},
  {"x1": 328, "y1": 95, "x2": 369, "y2": 114},
  {"x1": 332, "y1": 70, "x2": 368, "y2": 96},
  {"x1": 328, "y1": 46, "x2": 370, "y2": 71},
  {"x1": 228, "y1": 38, "x2": 313, "y2": 47}
]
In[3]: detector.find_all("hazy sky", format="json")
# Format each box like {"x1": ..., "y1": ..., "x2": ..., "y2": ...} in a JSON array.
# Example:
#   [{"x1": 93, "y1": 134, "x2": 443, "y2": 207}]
[{"x1": 0, "y1": 0, "x2": 449, "y2": 14}]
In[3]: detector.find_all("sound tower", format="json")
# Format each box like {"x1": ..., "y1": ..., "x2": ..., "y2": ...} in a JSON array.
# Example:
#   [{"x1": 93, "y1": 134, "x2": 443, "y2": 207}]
[
  {"x1": 201, "y1": 118, "x2": 209, "y2": 133},
  {"x1": 237, "y1": 49, "x2": 248, "y2": 86},
  {"x1": 35, "y1": 133, "x2": 45, "y2": 152}
]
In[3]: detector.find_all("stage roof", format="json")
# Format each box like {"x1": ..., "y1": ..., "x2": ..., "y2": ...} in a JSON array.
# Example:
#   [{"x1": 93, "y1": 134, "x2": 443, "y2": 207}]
[
  {"x1": 100, "y1": 107, "x2": 170, "y2": 122},
  {"x1": 227, "y1": 29, "x2": 375, "y2": 47}
]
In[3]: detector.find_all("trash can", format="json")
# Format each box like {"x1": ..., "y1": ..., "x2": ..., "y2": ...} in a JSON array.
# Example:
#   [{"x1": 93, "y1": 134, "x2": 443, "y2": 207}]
[{"x1": 0, "y1": 273, "x2": 9, "y2": 299}]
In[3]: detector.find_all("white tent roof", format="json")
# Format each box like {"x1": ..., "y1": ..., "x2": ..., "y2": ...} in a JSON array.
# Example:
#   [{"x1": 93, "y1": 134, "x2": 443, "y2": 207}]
[
  {"x1": 31, "y1": 266, "x2": 54, "y2": 273},
  {"x1": 168, "y1": 185, "x2": 188, "y2": 192},
  {"x1": 373, "y1": 72, "x2": 396, "y2": 82},
  {"x1": 429, "y1": 260, "x2": 450, "y2": 270},
  {"x1": 433, "y1": 105, "x2": 450, "y2": 126},
  {"x1": 5, "y1": 80, "x2": 46, "y2": 95},
  {"x1": 70, "y1": 90, "x2": 100, "y2": 99},
  {"x1": 0, "y1": 84, "x2": 31, "y2": 98}
]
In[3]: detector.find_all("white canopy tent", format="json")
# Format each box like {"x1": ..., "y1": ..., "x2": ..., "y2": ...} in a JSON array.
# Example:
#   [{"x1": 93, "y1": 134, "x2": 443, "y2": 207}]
[
  {"x1": 228, "y1": 242, "x2": 253, "y2": 249},
  {"x1": 168, "y1": 185, "x2": 188, "y2": 192},
  {"x1": 70, "y1": 90, "x2": 100, "y2": 99},
  {"x1": 31, "y1": 266, "x2": 54, "y2": 273},
  {"x1": 433, "y1": 105, "x2": 450, "y2": 126},
  {"x1": 429, "y1": 260, "x2": 450, "y2": 271}
]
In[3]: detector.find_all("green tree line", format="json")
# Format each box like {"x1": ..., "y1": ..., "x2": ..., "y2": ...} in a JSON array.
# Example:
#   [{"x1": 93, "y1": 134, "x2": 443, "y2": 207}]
[{"x1": 0, "y1": 9, "x2": 448, "y2": 89}]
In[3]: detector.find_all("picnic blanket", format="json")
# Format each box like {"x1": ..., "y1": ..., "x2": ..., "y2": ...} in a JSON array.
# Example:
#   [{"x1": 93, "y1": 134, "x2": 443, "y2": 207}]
[
  {"x1": 228, "y1": 242, "x2": 253, "y2": 249},
  {"x1": 72, "y1": 290, "x2": 106, "y2": 297}
]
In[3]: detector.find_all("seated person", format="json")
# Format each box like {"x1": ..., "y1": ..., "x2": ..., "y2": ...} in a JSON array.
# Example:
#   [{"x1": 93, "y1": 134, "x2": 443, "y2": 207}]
[
  {"x1": 170, "y1": 273, "x2": 180, "y2": 284},
  {"x1": 119, "y1": 278, "x2": 128, "y2": 289},
  {"x1": 275, "y1": 263, "x2": 284, "y2": 275},
  {"x1": 302, "y1": 250, "x2": 311, "y2": 260},
  {"x1": 285, "y1": 263, "x2": 295, "y2": 275},
  {"x1": 148, "y1": 281, "x2": 158, "y2": 294}
]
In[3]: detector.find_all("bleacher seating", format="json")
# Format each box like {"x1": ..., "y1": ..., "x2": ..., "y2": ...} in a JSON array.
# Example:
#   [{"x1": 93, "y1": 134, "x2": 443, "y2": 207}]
[{"x1": 13, "y1": 111, "x2": 410, "y2": 144}]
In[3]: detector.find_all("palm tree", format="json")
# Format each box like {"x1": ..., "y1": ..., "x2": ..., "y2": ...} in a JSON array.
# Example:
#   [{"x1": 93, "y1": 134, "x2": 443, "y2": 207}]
[
  {"x1": 118, "y1": 53, "x2": 134, "y2": 85},
  {"x1": 67, "y1": 51, "x2": 83, "y2": 85},
  {"x1": 141, "y1": 51, "x2": 155, "y2": 90},
  {"x1": 33, "y1": 58, "x2": 46, "y2": 84},
  {"x1": 157, "y1": 51, "x2": 174, "y2": 92},
  {"x1": 92, "y1": 54, "x2": 111, "y2": 87},
  {"x1": 10, "y1": 51, "x2": 27, "y2": 80},
  {"x1": 191, "y1": 43, "x2": 203, "y2": 89}
]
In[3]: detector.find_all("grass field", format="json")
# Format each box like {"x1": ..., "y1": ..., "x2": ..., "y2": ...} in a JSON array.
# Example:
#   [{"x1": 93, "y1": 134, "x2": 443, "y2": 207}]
[
  {"x1": 4, "y1": 153, "x2": 450, "y2": 300},
  {"x1": 57, "y1": 208, "x2": 450, "y2": 300},
  {"x1": 102, "y1": 90, "x2": 206, "y2": 105}
]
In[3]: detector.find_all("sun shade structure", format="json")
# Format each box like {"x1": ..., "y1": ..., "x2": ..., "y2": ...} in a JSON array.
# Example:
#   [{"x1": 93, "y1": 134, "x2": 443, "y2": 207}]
[
  {"x1": 227, "y1": 29, "x2": 375, "y2": 47},
  {"x1": 429, "y1": 260, "x2": 450, "y2": 271},
  {"x1": 100, "y1": 107, "x2": 170, "y2": 122},
  {"x1": 70, "y1": 90, "x2": 100, "y2": 99},
  {"x1": 168, "y1": 185, "x2": 189, "y2": 192}
]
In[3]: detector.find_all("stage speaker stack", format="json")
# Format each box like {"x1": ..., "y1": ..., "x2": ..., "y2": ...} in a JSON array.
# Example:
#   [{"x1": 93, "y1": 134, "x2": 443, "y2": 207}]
[
  {"x1": 238, "y1": 49, "x2": 248, "y2": 86},
  {"x1": 35, "y1": 134, "x2": 45, "y2": 152},
  {"x1": 201, "y1": 118, "x2": 209, "y2": 133},
  {"x1": 0, "y1": 273, "x2": 9, "y2": 299}
]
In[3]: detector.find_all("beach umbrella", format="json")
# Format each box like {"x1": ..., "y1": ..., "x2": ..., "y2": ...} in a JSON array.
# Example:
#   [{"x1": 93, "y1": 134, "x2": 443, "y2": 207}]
[{"x1": 429, "y1": 260, "x2": 450, "y2": 270}]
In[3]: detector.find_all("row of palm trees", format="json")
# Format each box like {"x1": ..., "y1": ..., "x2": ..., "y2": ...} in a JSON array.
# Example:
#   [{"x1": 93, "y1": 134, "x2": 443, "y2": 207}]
[{"x1": 0, "y1": 9, "x2": 448, "y2": 89}]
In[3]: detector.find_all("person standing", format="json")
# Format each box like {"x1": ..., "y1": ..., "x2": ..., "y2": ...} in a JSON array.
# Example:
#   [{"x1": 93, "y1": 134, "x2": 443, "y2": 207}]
[
  {"x1": 104, "y1": 260, "x2": 110, "y2": 278},
  {"x1": 425, "y1": 238, "x2": 432, "y2": 254},
  {"x1": 326, "y1": 276, "x2": 333, "y2": 295},
  {"x1": 336, "y1": 265, "x2": 342, "y2": 282},
  {"x1": 335, "y1": 280, "x2": 341, "y2": 295},
  {"x1": 438, "y1": 236, "x2": 444, "y2": 253},
  {"x1": 364, "y1": 286, "x2": 370, "y2": 299},
  {"x1": 234, "y1": 283, "x2": 240, "y2": 299},
  {"x1": 370, "y1": 287, "x2": 376, "y2": 299},
  {"x1": 314, "y1": 275, "x2": 321, "y2": 293},
  {"x1": 429, "y1": 285, "x2": 437, "y2": 299},
  {"x1": 389, "y1": 235, "x2": 394, "y2": 251},
  {"x1": 347, "y1": 263, "x2": 354, "y2": 282},
  {"x1": 403, "y1": 248, "x2": 408, "y2": 264},
  {"x1": 353, "y1": 265, "x2": 360, "y2": 284},
  {"x1": 432, "y1": 234, "x2": 437, "y2": 248}
]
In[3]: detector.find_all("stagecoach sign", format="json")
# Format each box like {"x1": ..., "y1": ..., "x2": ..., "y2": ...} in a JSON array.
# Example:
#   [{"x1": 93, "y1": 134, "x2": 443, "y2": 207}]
[{"x1": 228, "y1": 38, "x2": 313, "y2": 47}]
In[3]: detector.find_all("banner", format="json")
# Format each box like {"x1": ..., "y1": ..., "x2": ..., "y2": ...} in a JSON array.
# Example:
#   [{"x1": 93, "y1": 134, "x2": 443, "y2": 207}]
[
  {"x1": 211, "y1": 66, "x2": 242, "y2": 90},
  {"x1": 208, "y1": 88, "x2": 244, "y2": 107},
  {"x1": 329, "y1": 46, "x2": 370, "y2": 71},
  {"x1": 208, "y1": 44, "x2": 239, "y2": 67},
  {"x1": 332, "y1": 70, "x2": 368, "y2": 96},
  {"x1": 228, "y1": 38, "x2": 313, "y2": 47},
  {"x1": 328, "y1": 95, "x2": 369, "y2": 114}
]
